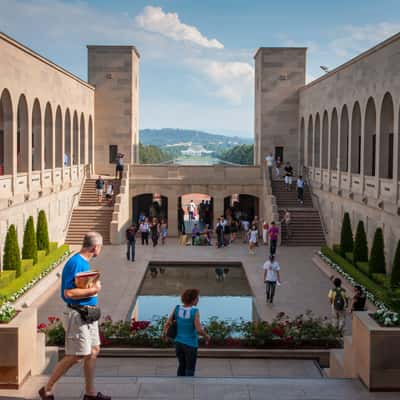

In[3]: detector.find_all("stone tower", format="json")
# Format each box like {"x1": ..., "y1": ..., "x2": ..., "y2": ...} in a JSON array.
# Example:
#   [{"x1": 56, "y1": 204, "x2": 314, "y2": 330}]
[
  {"x1": 88, "y1": 45, "x2": 140, "y2": 175},
  {"x1": 254, "y1": 47, "x2": 306, "y2": 169}
]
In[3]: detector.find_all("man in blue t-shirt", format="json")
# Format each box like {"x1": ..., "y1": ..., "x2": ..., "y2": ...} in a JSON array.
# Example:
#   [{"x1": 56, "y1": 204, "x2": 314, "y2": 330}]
[{"x1": 39, "y1": 232, "x2": 111, "y2": 400}]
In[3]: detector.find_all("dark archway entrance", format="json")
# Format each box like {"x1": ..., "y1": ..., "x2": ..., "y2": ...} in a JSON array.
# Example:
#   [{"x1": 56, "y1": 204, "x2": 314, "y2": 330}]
[
  {"x1": 224, "y1": 194, "x2": 259, "y2": 223},
  {"x1": 132, "y1": 193, "x2": 168, "y2": 225}
]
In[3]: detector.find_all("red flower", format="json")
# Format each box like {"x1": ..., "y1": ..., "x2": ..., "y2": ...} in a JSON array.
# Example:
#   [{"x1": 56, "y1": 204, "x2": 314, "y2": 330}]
[
  {"x1": 271, "y1": 327, "x2": 285, "y2": 337},
  {"x1": 48, "y1": 316, "x2": 59, "y2": 323},
  {"x1": 99, "y1": 332, "x2": 111, "y2": 346},
  {"x1": 130, "y1": 320, "x2": 150, "y2": 332},
  {"x1": 37, "y1": 323, "x2": 47, "y2": 331}
]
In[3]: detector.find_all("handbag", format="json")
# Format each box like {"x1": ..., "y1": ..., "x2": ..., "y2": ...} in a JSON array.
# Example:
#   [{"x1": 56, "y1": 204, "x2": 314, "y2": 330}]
[
  {"x1": 68, "y1": 304, "x2": 101, "y2": 323},
  {"x1": 166, "y1": 305, "x2": 178, "y2": 339}
]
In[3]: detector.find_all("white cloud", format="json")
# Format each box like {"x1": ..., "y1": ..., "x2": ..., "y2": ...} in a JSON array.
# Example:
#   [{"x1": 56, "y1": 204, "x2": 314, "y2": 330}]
[
  {"x1": 135, "y1": 6, "x2": 224, "y2": 49},
  {"x1": 188, "y1": 59, "x2": 254, "y2": 104},
  {"x1": 329, "y1": 22, "x2": 400, "y2": 57}
]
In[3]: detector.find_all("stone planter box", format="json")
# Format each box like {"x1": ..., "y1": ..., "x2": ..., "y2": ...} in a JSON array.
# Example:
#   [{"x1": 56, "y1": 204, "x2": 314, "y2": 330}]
[
  {"x1": 352, "y1": 312, "x2": 400, "y2": 391},
  {"x1": 0, "y1": 308, "x2": 44, "y2": 389}
]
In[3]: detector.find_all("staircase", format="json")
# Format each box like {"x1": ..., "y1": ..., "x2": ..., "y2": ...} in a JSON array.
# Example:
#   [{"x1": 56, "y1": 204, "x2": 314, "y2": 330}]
[
  {"x1": 271, "y1": 178, "x2": 325, "y2": 246},
  {"x1": 65, "y1": 179, "x2": 120, "y2": 245}
]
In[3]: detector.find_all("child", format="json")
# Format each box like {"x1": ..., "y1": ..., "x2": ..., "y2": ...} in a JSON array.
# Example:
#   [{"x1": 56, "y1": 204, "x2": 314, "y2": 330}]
[
  {"x1": 248, "y1": 224, "x2": 258, "y2": 255},
  {"x1": 160, "y1": 219, "x2": 168, "y2": 245}
]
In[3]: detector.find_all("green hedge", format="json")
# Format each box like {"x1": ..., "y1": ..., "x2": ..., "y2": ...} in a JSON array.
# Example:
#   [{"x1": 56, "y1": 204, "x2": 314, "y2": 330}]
[
  {"x1": 321, "y1": 246, "x2": 389, "y2": 307},
  {"x1": 0, "y1": 245, "x2": 69, "y2": 300},
  {"x1": 49, "y1": 242, "x2": 58, "y2": 253},
  {"x1": 37, "y1": 250, "x2": 47, "y2": 262},
  {"x1": 391, "y1": 240, "x2": 400, "y2": 288},
  {"x1": 21, "y1": 259, "x2": 34, "y2": 273},
  {"x1": 0, "y1": 271, "x2": 16, "y2": 289},
  {"x1": 356, "y1": 261, "x2": 369, "y2": 276}
]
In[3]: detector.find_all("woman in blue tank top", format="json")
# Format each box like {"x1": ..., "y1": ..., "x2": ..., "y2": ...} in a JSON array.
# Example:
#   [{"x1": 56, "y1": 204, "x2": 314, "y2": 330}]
[{"x1": 163, "y1": 288, "x2": 210, "y2": 376}]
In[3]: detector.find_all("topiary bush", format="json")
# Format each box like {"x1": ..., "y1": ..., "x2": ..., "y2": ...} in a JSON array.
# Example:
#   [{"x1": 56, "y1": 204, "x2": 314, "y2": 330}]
[
  {"x1": 3, "y1": 224, "x2": 22, "y2": 277},
  {"x1": 340, "y1": 212, "x2": 353, "y2": 257},
  {"x1": 36, "y1": 210, "x2": 50, "y2": 255},
  {"x1": 369, "y1": 227, "x2": 386, "y2": 276},
  {"x1": 353, "y1": 220, "x2": 368, "y2": 265},
  {"x1": 22, "y1": 216, "x2": 38, "y2": 264},
  {"x1": 390, "y1": 240, "x2": 400, "y2": 288}
]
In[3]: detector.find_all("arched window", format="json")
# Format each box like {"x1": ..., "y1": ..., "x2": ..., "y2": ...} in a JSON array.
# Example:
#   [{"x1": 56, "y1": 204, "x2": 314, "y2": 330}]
[
  {"x1": 0, "y1": 89, "x2": 13, "y2": 175},
  {"x1": 314, "y1": 113, "x2": 320, "y2": 168},
  {"x1": 339, "y1": 105, "x2": 349, "y2": 172},
  {"x1": 64, "y1": 109, "x2": 71, "y2": 166},
  {"x1": 55, "y1": 106, "x2": 63, "y2": 168},
  {"x1": 44, "y1": 103, "x2": 53, "y2": 169},
  {"x1": 80, "y1": 113, "x2": 85, "y2": 164},
  {"x1": 307, "y1": 115, "x2": 313, "y2": 167},
  {"x1": 379, "y1": 93, "x2": 394, "y2": 179},
  {"x1": 322, "y1": 111, "x2": 329, "y2": 169},
  {"x1": 350, "y1": 102, "x2": 361, "y2": 174},
  {"x1": 73, "y1": 111, "x2": 78, "y2": 165},
  {"x1": 330, "y1": 108, "x2": 338, "y2": 170},
  {"x1": 364, "y1": 97, "x2": 376, "y2": 177},
  {"x1": 17, "y1": 95, "x2": 29, "y2": 173},
  {"x1": 32, "y1": 99, "x2": 42, "y2": 171}
]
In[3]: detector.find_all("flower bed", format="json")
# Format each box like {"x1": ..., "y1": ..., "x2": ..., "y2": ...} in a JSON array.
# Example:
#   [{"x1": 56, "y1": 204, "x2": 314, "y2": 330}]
[
  {"x1": 0, "y1": 246, "x2": 71, "y2": 323},
  {"x1": 38, "y1": 311, "x2": 343, "y2": 349},
  {"x1": 371, "y1": 309, "x2": 400, "y2": 327}
]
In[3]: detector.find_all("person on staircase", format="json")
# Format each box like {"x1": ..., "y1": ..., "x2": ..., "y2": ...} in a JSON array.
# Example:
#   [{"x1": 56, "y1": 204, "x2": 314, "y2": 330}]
[
  {"x1": 297, "y1": 175, "x2": 305, "y2": 205},
  {"x1": 282, "y1": 210, "x2": 291, "y2": 240},
  {"x1": 284, "y1": 162, "x2": 294, "y2": 191},
  {"x1": 95, "y1": 176, "x2": 105, "y2": 203}
]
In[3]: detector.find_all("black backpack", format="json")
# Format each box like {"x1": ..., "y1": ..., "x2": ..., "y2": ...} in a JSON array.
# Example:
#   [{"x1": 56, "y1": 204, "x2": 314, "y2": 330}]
[{"x1": 333, "y1": 288, "x2": 345, "y2": 311}]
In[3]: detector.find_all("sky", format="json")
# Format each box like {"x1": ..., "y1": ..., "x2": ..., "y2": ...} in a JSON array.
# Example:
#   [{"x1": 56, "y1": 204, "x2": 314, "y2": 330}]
[{"x1": 1, "y1": 0, "x2": 399, "y2": 138}]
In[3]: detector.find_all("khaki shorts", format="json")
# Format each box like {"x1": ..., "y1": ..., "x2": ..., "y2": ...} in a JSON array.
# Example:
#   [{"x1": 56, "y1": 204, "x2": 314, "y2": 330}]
[
  {"x1": 63, "y1": 309, "x2": 100, "y2": 356},
  {"x1": 96, "y1": 188, "x2": 103, "y2": 196}
]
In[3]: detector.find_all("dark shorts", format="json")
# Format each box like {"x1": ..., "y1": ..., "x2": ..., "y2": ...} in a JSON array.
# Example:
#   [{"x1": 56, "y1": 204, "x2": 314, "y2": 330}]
[{"x1": 116, "y1": 165, "x2": 124, "y2": 171}]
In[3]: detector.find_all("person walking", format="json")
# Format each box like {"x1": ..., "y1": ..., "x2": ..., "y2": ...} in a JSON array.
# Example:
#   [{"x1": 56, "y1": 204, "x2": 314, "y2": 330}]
[
  {"x1": 38, "y1": 232, "x2": 110, "y2": 400},
  {"x1": 263, "y1": 254, "x2": 281, "y2": 304},
  {"x1": 248, "y1": 224, "x2": 258, "y2": 255},
  {"x1": 275, "y1": 156, "x2": 282, "y2": 177},
  {"x1": 189, "y1": 200, "x2": 196, "y2": 222},
  {"x1": 125, "y1": 224, "x2": 136, "y2": 262},
  {"x1": 139, "y1": 218, "x2": 150, "y2": 246},
  {"x1": 216, "y1": 218, "x2": 224, "y2": 248},
  {"x1": 268, "y1": 221, "x2": 279, "y2": 255},
  {"x1": 262, "y1": 220, "x2": 269, "y2": 245},
  {"x1": 282, "y1": 209, "x2": 291, "y2": 240},
  {"x1": 178, "y1": 206, "x2": 186, "y2": 234},
  {"x1": 163, "y1": 289, "x2": 210, "y2": 377},
  {"x1": 284, "y1": 162, "x2": 293, "y2": 191},
  {"x1": 95, "y1": 176, "x2": 105, "y2": 203},
  {"x1": 297, "y1": 175, "x2": 305, "y2": 204},
  {"x1": 241, "y1": 218, "x2": 250, "y2": 243},
  {"x1": 160, "y1": 218, "x2": 168, "y2": 245},
  {"x1": 328, "y1": 278, "x2": 349, "y2": 330},
  {"x1": 265, "y1": 152, "x2": 274, "y2": 179},
  {"x1": 150, "y1": 217, "x2": 160, "y2": 247},
  {"x1": 105, "y1": 182, "x2": 114, "y2": 206},
  {"x1": 115, "y1": 153, "x2": 124, "y2": 180}
]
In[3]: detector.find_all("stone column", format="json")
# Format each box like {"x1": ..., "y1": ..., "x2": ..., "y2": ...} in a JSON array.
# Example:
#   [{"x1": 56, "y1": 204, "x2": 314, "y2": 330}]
[
  {"x1": 359, "y1": 107, "x2": 366, "y2": 196},
  {"x1": 167, "y1": 194, "x2": 178, "y2": 237},
  {"x1": 27, "y1": 110, "x2": 32, "y2": 192},
  {"x1": 375, "y1": 109, "x2": 381, "y2": 197},
  {"x1": 11, "y1": 113, "x2": 17, "y2": 196},
  {"x1": 213, "y1": 194, "x2": 224, "y2": 229},
  {"x1": 39, "y1": 108, "x2": 45, "y2": 191}
]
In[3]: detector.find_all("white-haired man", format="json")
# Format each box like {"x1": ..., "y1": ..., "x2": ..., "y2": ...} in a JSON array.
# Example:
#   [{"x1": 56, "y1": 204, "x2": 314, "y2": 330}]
[{"x1": 39, "y1": 232, "x2": 110, "y2": 400}]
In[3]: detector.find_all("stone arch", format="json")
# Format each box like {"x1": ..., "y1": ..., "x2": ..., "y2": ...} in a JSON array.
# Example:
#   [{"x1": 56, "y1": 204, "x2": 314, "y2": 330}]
[
  {"x1": 299, "y1": 117, "x2": 305, "y2": 168},
  {"x1": 80, "y1": 113, "x2": 85, "y2": 164},
  {"x1": 364, "y1": 97, "x2": 376, "y2": 176},
  {"x1": 351, "y1": 102, "x2": 361, "y2": 174},
  {"x1": 224, "y1": 193, "x2": 259, "y2": 224},
  {"x1": 379, "y1": 92, "x2": 394, "y2": 179},
  {"x1": 88, "y1": 115, "x2": 93, "y2": 165},
  {"x1": 339, "y1": 105, "x2": 349, "y2": 172},
  {"x1": 0, "y1": 89, "x2": 13, "y2": 175},
  {"x1": 72, "y1": 111, "x2": 78, "y2": 165},
  {"x1": 44, "y1": 102, "x2": 53, "y2": 169},
  {"x1": 132, "y1": 193, "x2": 168, "y2": 225},
  {"x1": 307, "y1": 115, "x2": 313, "y2": 167},
  {"x1": 55, "y1": 106, "x2": 63, "y2": 168},
  {"x1": 330, "y1": 108, "x2": 338, "y2": 170},
  {"x1": 17, "y1": 94, "x2": 29, "y2": 173},
  {"x1": 314, "y1": 113, "x2": 321, "y2": 168},
  {"x1": 32, "y1": 99, "x2": 42, "y2": 171},
  {"x1": 64, "y1": 109, "x2": 71, "y2": 166},
  {"x1": 322, "y1": 111, "x2": 329, "y2": 169}
]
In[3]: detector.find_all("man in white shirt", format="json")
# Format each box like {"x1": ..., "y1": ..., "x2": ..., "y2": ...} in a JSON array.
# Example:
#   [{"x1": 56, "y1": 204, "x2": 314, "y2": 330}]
[
  {"x1": 189, "y1": 200, "x2": 196, "y2": 221},
  {"x1": 265, "y1": 153, "x2": 274, "y2": 178},
  {"x1": 297, "y1": 175, "x2": 305, "y2": 204},
  {"x1": 263, "y1": 255, "x2": 281, "y2": 304}
]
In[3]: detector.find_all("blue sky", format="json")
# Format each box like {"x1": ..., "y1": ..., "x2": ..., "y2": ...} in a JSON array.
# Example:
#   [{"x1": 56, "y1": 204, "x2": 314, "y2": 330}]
[{"x1": 1, "y1": 0, "x2": 399, "y2": 138}]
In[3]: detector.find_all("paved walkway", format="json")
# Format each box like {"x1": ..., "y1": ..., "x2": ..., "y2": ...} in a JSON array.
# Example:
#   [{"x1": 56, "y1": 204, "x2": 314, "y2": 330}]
[{"x1": 36, "y1": 241, "x2": 337, "y2": 326}]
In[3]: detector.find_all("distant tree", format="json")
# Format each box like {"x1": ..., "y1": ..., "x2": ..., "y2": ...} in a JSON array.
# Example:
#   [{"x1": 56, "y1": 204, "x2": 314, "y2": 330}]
[
  {"x1": 3, "y1": 224, "x2": 22, "y2": 277},
  {"x1": 22, "y1": 216, "x2": 38, "y2": 264},
  {"x1": 36, "y1": 210, "x2": 50, "y2": 254},
  {"x1": 219, "y1": 145, "x2": 254, "y2": 165},
  {"x1": 369, "y1": 228, "x2": 386, "y2": 275},
  {"x1": 340, "y1": 212, "x2": 353, "y2": 256},
  {"x1": 139, "y1": 143, "x2": 174, "y2": 164},
  {"x1": 353, "y1": 221, "x2": 368, "y2": 264},
  {"x1": 390, "y1": 240, "x2": 400, "y2": 288}
]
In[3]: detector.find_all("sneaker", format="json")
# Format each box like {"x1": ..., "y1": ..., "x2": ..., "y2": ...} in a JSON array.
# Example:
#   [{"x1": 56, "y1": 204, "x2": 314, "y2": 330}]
[
  {"x1": 83, "y1": 393, "x2": 112, "y2": 400},
  {"x1": 39, "y1": 387, "x2": 54, "y2": 400}
]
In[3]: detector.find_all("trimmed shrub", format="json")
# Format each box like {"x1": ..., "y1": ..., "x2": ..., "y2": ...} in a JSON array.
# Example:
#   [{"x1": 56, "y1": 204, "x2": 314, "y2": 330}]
[
  {"x1": 0, "y1": 271, "x2": 16, "y2": 289},
  {"x1": 37, "y1": 250, "x2": 47, "y2": 262},
  {"x1": 21, "y1": 259, "x2": 34, "y2": 273},
  {"x1": 390, "y1": 240, "x2": 400, "y2": 288},
  {"x1": 49, "y1": 242, "x2": 58, "y2": 253},
  {"x1": 37, "y1": 210, "x2": 50, "y2": 255},
  {"x1": 353, "y1": 221, "x2": 368, "y2": 264},
  {"x1": 356, "y1": 261, "x2": 369, "y2": 276},
  {"x1": 340, "y1": 212, "x2": 353, "y2": 257},
  {"x1": 333, "y1": 244, "x2": 341, "y2": 254},
  {"x1": 345, "y1": 252, "x2": 354, "y2": 264},
  {"x1": 22, "y1": 216, "x2": 38, "y2": 264},
  {"x1": 3, "y1": 224, "x2": 22, "y2": 277},
  {"x1": 369, "y1": 228, "x2": 386, "y2": 275}
]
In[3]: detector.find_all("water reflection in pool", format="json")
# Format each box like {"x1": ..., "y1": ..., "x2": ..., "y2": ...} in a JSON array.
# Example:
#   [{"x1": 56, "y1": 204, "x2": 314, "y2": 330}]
[{"x1": 131, "y1": 264, "x2": 256, "y2": 323}]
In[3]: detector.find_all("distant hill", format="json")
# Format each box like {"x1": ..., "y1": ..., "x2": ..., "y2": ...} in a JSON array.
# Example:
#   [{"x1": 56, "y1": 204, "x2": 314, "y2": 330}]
[{"x1": 139, "y1": 129, "x2": 253, "y2": 152}]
